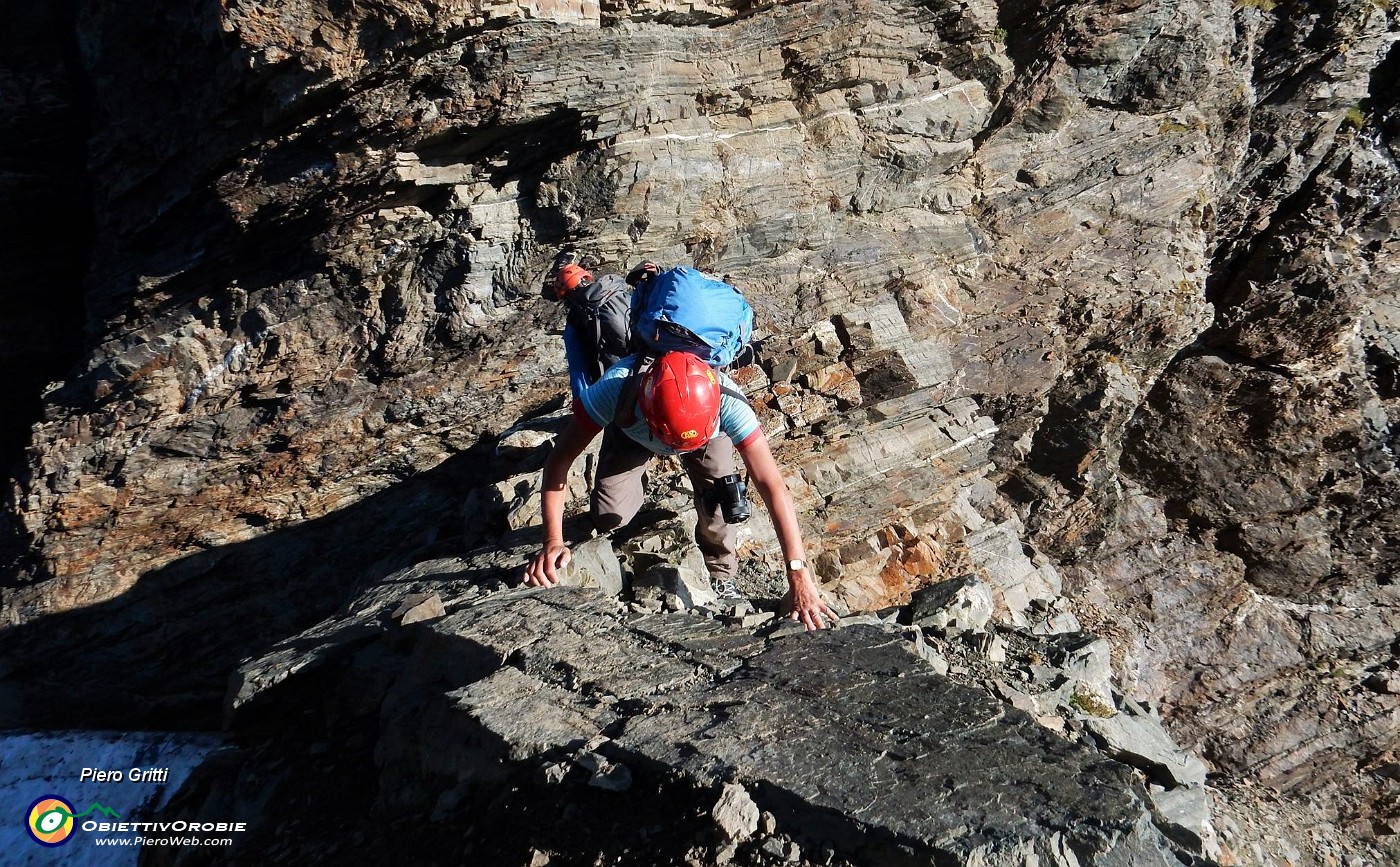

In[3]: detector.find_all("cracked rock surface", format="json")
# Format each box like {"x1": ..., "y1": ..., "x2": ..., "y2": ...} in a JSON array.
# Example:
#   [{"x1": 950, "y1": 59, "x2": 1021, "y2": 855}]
[
  {"x1": 1, "y1": 0, "x2": 1397, "y2": 862},
  {"x1": 190, "y1": 574, "x2": 1191, "y2": 867}
]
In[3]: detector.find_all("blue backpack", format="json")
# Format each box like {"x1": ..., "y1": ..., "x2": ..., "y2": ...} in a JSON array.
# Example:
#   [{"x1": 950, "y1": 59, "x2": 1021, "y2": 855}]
[{"x1": 631, "y1": 267, "x2": 754, "y2": 369}]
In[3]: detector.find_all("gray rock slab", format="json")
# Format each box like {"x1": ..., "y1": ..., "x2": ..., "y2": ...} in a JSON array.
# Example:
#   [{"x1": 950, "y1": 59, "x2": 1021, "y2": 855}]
[
  {"x1": 220, "y1": 568, "x2": 1217, "y2": 866},
  {"x1": 442, "y1": 666, "x2": 617, "y2": 766},
  {"x1": 227, "y1": 619, "x2": 385, "y2": 716},
  {"x1": 657, "y1": 565, "x2": 718, "y2": 613},
  {"x1": 560, "y1": 536, "x2": 624, "y2": 597},
  {"x1": 1044, "y1": 632, "x2": 1117, "y2": 705},
  {"x1": 908, "y1": 629, "x2": 951, "y2": 675},
  {"x1": 419, "y1": 590, "x2": 703, "y2": 700},
  {"x1": 629, "y1": 612, "x2": 768, "y2": 676},
  {"x1": 1149, "y1": 783, "x2": 1214, "y2": 853},
  {"x1": 376, "y1": 592, "x2": 1182, "y2": 863},
  {"x1": 576, "y1": 751, "x2": 633, "y2": 791},
  {"x1": 225, "y1": 556, "x2": 519, "y2": 719},
  {"x1": 1085, "y1": 709, "x2": 1209, "y2": 788},
  {"x1": 615, "y1": 627, "x2": 1180, "y2": 865}
]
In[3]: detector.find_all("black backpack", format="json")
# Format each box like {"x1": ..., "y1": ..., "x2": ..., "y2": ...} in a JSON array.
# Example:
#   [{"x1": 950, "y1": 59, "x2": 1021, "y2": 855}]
[{"x1": 563, "y1": 274, "x2": 634, "y2": 385}]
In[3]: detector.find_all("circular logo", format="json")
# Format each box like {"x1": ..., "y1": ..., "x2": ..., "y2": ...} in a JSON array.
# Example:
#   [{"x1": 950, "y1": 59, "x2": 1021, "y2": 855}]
[{"x1": 26, "y1": 795, "x2": 75, "y2": 847}]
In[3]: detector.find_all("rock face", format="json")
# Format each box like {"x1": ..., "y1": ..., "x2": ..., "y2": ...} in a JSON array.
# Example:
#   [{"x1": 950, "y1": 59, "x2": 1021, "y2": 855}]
[
  {"x1": 193, "y1": 569, "x2": 1199, "y2": 867},
  {"x1": 0, "y1": 3, "x2": 88, "y2": 562},
  {"x1": 1, "y1": 0, "x2": 1397, "y2": 861}
]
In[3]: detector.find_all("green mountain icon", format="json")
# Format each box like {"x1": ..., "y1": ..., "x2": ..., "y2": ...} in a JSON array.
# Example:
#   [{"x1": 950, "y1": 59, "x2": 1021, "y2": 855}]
[{"x1": 49, "y1": 802, "x2": 122, "y2": 821}]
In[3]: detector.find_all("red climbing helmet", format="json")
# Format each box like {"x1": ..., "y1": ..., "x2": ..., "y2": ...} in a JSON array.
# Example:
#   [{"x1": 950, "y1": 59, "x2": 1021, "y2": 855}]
[
  {"x1": 554, "y1": 264, "x2": 593, "y2": 298},
  {"x1": 637, "y1": 352, "x2": 722, "y2": 451}
]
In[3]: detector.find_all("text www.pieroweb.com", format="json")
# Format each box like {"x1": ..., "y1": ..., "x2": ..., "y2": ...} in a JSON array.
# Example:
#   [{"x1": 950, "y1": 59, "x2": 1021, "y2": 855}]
[{"x1": 93, "y1": 835, "x2": 233, "y2": 847}]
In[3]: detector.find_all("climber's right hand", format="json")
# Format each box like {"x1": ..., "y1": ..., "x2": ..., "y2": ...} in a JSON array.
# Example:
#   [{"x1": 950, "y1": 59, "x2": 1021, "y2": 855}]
[{"x1": 523, "y1": 542, "x2": 571, "y2": 587}]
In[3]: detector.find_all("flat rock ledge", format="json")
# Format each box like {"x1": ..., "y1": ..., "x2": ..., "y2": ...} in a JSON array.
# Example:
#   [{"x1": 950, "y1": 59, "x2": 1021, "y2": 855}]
[{"x1": 214, "y1": 583, "x2": 1195, "y2": 867}]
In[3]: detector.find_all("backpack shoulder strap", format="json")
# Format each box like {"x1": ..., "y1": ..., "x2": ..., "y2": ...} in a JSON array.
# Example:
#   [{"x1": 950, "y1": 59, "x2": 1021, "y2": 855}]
[{"x1": 615, "y1": 354, "x2": 652, "y2": 428}]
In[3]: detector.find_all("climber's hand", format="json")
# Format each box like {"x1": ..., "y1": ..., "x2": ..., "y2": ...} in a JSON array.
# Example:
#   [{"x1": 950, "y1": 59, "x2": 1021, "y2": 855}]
[
  {"x1": 524, "y1": 542, "x2": 571, "y2": 587},
  {"x1": 782, "y1": 574, "x2": 840, "y2": 631}
]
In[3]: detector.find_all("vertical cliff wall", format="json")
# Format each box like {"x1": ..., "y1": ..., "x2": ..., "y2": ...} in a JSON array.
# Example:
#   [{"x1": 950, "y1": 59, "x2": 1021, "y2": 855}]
[
  {"x1": 0, "y1": 1, "x2": 90, "y2": 571},
  {"x1": 1, "y1": 0, "x2": 1396, "y2": 854}
]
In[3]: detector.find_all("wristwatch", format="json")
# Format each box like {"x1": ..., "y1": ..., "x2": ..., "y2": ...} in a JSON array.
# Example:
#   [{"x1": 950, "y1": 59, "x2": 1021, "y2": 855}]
[{"x1": 786, "y1": 559, "x2": 808, "y2": 572}]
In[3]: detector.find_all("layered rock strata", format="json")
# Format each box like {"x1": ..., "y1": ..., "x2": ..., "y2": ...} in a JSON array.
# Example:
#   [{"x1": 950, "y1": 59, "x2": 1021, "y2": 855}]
[{"x1": 0, "y1": 0, "x2": 1397, "y2": 860}]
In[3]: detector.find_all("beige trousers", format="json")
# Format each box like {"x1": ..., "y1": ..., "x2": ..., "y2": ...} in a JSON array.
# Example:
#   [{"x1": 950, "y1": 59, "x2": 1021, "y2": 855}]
[{"x1": 590, "y1": 427, "x2": 739, "y2": 582}]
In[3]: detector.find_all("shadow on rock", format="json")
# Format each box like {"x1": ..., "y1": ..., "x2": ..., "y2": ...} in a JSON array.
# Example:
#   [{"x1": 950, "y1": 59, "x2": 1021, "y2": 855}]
[{"x1": 0, "y1": 438, "x2": 515, "y2": 731}]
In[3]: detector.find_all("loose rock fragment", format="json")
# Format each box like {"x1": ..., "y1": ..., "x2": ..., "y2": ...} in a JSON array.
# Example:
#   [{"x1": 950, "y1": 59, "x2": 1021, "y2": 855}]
[
  {"x1": 559, "y1": 536, "x2": 624, "y2": 597},
  {"x1": 907, "y1": 575, "x2": 994, "y2": 635},
  {"x1": 712, "y1": 782, "x2": 761, "y2": 843},
  {"x1": 1084, "y1": 707, "x2": 1208, "y2": 788},
  {"x1": 392, "y1": 592, "x2": 446, "y2": 625}
]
